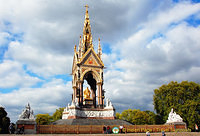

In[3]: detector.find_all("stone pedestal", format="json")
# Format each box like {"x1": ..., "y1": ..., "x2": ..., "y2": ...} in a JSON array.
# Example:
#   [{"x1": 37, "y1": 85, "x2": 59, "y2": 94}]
[
  {"x1": 165, "y1": 122, "x2": 187, "y2": 129},
  {"x1": 62, "y1": 106, "x2": 115, "y2": 119},
  {"x1": 16, "y1": 120, "x2": 36, "y2": 134},
  {"x1": 62, "y1": 98, "x2": 115, "y2": 120},
  {"x1": 83, "y1": 99, "x2": 94, "y2": 108}
]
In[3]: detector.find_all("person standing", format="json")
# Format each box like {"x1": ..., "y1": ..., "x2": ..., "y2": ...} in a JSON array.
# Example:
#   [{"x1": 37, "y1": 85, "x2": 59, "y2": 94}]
[
  {"x1": 9, "y1": 123, "x2": 15, "y2": 134},
  {"x1": 107, "y1": 126, "x2": 110, "y2": 134},
  {"x1": 119, "y1": 125, "x2": 123, "y2": 133},
  {"x1": 103, "y1": 125, "x2": 106, "y2": 134},
  {"x1": 146, "y1": 130, "x2": 150, "y2": 136},
  {"x1": 162, "y1": 131, "x2": 166, "y2": 136}
]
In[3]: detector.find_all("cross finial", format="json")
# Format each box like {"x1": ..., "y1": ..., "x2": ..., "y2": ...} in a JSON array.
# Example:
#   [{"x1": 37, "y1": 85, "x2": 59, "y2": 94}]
[{"x1": 85, "y1": 4, "x2": 89, "y2": 10}]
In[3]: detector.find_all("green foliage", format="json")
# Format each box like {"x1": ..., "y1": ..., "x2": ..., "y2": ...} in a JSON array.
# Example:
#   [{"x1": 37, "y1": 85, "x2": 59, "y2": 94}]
[
  {"x1": 153, "y1": 81, "x2": 200, "y2": 130},
  {"x1": 0, "y1": 107, "x2": 10, "y2": 134},
  {"x1": 36, "y1": 114, "x2": 52, "y2": 125},
  {"x1": 116, "y1": 109, "x2": 156, "y2": 125},
  {"x1": 36, "y1": 107, "x2": 64, "y2": 125},
  {"x1": 52, "y1": 108, "x2": 64, "y2": 121}
]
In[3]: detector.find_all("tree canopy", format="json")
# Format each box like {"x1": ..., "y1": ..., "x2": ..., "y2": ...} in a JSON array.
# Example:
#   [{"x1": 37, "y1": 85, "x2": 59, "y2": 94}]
[
  {"x1": 0, "y1": 107, "x2": 10, "y2": 134},
  {"x1": 36, "y1": 114, "x2": 52, "y2": 125},
  {"x1": 153, "y1": 81, "x2": 200, "y2": 130},
  {"x1": 116, "y1": 109, "x2": 157, "y2": 125},
  {"x1": 36, "y1": 107, "x2": 64, "y2": 125},
  {"x1": 52, "y1": 108, "x2": 64, "y2": 121}
]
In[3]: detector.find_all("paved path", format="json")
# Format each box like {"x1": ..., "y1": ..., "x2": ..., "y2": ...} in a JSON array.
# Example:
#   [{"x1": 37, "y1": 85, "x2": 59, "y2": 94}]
[{"x1": 1, "y1": 132, "x2": 200, "y2": 136}]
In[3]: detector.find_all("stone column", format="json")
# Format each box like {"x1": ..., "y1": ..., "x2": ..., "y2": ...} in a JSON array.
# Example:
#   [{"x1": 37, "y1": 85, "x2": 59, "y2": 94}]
[
  {"x1": 72, "y1": 86, "x2": 77, "y2": 102},
  {"x1": 97, "y1": 82, "x2": 102, "y2": 107},
  {"x1": 78, "y1": 80, "x2": 83, "y2": 106},
  {"x1": 91, "y1": 89, "x2": 96, "y2": 108}
]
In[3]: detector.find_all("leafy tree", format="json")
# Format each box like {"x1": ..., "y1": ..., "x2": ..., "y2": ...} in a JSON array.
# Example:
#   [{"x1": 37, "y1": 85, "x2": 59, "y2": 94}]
[
  {"x1": 116, "y1": 109, "x2": 157, "y2": 125},
  {"x1": 153, "y1": 81, "x2": 200, "y2": 130},
  {"x1": 36, "y1": 114, "x2": 52, "y2": 125},
  {"x1": 52, "y1": 108, "x2": 64, "y2": 121},
  {"x1": 36, "y1": 107, "x2": 64, "y2": 124},
  {"x1": 0, "y1": 107, "x2": 10, "y2": 134}
]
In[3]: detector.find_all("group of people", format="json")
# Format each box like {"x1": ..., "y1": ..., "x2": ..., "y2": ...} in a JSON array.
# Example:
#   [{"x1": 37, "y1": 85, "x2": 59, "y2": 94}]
[
  {"x1": 103, "y1": 125, "x2": 111, "y2": 134},
  {"x1": 146, "y1": 130, "x2": 166, "y2": 136},
  {"x1": 9, "y1": 123, "x2": 25, "y2": 134},
  {"x1": 103, "y1": 125, "x2": 125, "y2": 134}
]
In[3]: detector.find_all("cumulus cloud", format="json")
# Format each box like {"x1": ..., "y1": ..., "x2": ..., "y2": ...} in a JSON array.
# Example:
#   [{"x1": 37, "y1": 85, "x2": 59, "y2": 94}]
[
  {"x1": 5, "y1": 41, "x2": 72, "y2": 77},
  {"x1": 0, "y1": 79, "x2": 72, "y2": 122},
  {"x1": 103, "y1": 1, "x2": 200, "y2": 112},
  {"x1": 0, "y1": 60, "x2": 41, "y2": 88}
]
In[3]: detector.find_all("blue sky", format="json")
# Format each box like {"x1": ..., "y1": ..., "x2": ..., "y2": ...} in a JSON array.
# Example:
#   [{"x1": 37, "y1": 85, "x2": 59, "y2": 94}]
[{"x1": 0, "y1": 0, "x2": 200, "y2": 122}]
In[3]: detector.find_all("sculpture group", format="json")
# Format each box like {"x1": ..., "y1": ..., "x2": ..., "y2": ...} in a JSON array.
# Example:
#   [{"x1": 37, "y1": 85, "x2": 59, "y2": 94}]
[
  {"x1": 166, "y1": 108, "x2": 183, "y2": 123},
  {"x1": 19, "y1": 103, "x2": 35, "y2": 120}
]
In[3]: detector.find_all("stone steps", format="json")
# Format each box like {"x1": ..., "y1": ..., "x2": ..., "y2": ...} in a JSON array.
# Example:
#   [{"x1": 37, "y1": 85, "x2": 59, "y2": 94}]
[{"x1": 52, "y1": 119, "x2": 132, "y2": 125}]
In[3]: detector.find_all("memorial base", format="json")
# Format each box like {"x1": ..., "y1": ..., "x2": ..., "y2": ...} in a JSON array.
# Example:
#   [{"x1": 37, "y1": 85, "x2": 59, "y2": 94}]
[
  {"x1": 62, "y1": 106, "x2": 115, "y2": 119},
  {"x1": 16, "y1": 120, "x2": 36, "y2": 134}
]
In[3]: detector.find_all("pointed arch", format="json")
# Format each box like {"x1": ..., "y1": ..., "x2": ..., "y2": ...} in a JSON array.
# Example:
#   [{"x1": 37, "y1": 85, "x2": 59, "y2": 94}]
[{"x1": 81, "y1": 69, "x2": 100, "y2": 83}]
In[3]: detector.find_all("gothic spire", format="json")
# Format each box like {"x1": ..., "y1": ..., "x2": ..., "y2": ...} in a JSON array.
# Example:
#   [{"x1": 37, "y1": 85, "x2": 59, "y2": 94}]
[
  {"x1": 78, "y1": 35, "x2": 82, "y2": 58},
  {"x1": 82, "y1": 4, "x2": 93, "y2": 54}
]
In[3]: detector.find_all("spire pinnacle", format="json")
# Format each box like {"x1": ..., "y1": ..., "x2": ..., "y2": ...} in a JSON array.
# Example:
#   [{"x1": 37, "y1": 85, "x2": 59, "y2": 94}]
[
  {"x1": 74, "y1": 45, "x2": 77, "y2": 52},
  {"x1": 85, "y1": 4, "x2": 89, "y2": 20},
  {"x1": 98, "y1": 38, "x2": 102, "y2": 59},
  {"x1": 82, "y1": 4, "x2": 93, "y2": 53}
]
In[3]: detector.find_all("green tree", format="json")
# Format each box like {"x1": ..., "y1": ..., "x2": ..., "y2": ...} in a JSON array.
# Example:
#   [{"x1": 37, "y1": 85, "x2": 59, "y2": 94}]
[
  {"x1": 153, "y1": 81, "x2": 200, "y2": 130},
  {"x1": 52, "y1": 107, "x2": 64, "y2": 122},
  {"x1": 0, "y1": 107, "x2": 10, "y2": 134},
  {"x1": 116, "y1": 109, "x2": 157, "y2": 125},
  {"x1": 36, "y1": 114, "x2": 52, "y2": 125},
  {"x1": 36, "y1": 107, "x2": 65, "y2": 124}
]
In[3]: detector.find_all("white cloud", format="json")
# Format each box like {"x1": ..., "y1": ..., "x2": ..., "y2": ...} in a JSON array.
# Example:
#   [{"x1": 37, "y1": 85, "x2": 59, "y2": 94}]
[
  {"x1": 0, "y1": 79, "x2": 72, "y2": 122},
  {"x1": 5, "y1": 41, "x2": 72, "y2": 77},
  {"x1": 0, "y1": 32, "x2": 10, "y2": 46},
  {"x1": 103, "y1": 1, "x2": 200, "y2": 112},
  {"x1": 0, "y1": 60, "x2": 41, "y2": 88}
]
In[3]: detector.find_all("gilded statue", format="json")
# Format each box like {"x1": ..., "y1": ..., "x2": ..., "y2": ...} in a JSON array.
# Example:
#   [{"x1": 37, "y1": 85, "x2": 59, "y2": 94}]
[{"x1": 84, "y1": 87, "x2": 91, "y2": 99}]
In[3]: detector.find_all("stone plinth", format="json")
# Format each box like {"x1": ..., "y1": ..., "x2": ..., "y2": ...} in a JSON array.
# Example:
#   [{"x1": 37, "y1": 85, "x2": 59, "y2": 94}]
[
  {"x1": 62, "y1": 98, "x2": 115, "y2": 120},
  {"x1": 16, "y1": 120, "x2": 36, "y2": 134},
  {"x1": 62, "y1": 106, "x2": 115, "y2": 119},
  {"x1": 165, "y1": 122, "x2": 187, "y2": 129},
  {"x1": 83, "y1": 99, "x2": 94, "y2": 108}
]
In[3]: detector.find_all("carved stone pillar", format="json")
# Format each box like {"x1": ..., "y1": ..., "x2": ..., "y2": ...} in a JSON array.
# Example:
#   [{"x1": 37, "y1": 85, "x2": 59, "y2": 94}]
[
  {"x1": 91, "y1": 88, "x2": 96, "y2": 108},
  {"x1": 78, "y1": 80, "x2": 83, "y2": 106},
  {"x1": 97, "y1": 82, "x2": 102, "y2": 107},
  {"x1": 72, "y1": 86, "x2": 77, "y2": 102}
]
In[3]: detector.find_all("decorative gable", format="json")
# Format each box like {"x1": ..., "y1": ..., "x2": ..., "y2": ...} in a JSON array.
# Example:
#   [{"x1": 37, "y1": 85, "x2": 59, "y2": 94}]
[{"x1": 79, "y1": 48, "x2": 104, "y2": 67}]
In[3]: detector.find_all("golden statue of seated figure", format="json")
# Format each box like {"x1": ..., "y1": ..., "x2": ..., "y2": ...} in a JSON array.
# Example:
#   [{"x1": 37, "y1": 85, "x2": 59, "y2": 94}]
[{"x1": 84, "y1": 87, "x2": 91, "y2": 100}]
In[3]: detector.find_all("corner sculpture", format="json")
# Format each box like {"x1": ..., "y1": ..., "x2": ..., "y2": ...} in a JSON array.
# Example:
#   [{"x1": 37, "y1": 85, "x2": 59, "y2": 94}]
[
  {"x1": 16, "y1": 103, "x2": 36, "y2": 134},
  {"x1": 19, "y1": 103, "x2": 35, "y2": 120},
  {"x1": 166, "y1": 108, "x2": 183, "y2": 123},
  {"x1": 62, "y1": 5, "x2": 115, "y2": 120},
  {"x1": 165, "y1": 108, "x2": 187, "y2": 129}
]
